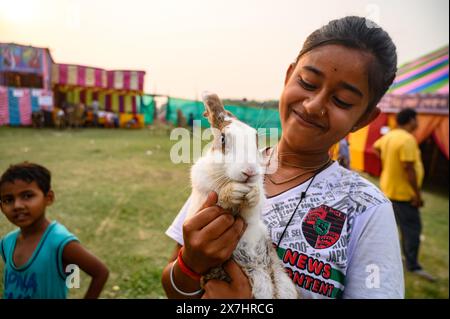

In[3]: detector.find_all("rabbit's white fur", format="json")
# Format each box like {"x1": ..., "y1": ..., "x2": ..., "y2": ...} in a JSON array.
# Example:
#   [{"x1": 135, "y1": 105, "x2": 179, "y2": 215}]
[{"x1": 186, "y1": 92, "x2": 298, "y2": 299}]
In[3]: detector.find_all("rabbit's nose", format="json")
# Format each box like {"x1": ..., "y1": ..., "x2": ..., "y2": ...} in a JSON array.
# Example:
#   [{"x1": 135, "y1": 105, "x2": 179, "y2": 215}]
[{"x1": 242, "y1": 168, "x2": 256, "y2": 178}]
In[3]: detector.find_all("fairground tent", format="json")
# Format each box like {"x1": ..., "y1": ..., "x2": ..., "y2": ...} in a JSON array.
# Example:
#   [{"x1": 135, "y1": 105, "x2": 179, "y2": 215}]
[
  {"x1": 0, "y1": 43, "x2": 54, "y2": 126},
  {"x1": 0, "y1": 42, "x2": 155, "y2": 127},
  {"x1": 52, "y1": 64, "x2": 155, "y2": 125},
  {"x1": 348, "y1": 45, "x2": 449, "y2": 178}
]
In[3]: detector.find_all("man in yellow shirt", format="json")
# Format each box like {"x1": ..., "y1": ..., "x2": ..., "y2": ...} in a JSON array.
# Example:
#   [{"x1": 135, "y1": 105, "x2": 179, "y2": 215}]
[{"x1": 374, "y1": 108, "x2": 435, "y2": 281}]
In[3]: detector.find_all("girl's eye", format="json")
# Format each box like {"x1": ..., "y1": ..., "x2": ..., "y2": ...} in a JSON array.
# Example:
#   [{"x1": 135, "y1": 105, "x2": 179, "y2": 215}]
[
  {"x1": 298, "y1": 77, "x2": 317, "y2": 91},
  {"x1": 333, "y1": 96, "x2": 353, "y2": 109}
]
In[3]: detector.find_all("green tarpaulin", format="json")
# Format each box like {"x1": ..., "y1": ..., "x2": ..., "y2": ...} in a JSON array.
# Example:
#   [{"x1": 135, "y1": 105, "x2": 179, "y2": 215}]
[
  {"x1": 166, "y1": 97, "x2": 281, "y2": 131},
  {"x1": 140, "y1": 95, "x2": 155, "y2": 125}
]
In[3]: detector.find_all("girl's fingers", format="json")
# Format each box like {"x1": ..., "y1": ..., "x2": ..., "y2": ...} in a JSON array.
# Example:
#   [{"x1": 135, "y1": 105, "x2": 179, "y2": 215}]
[
  {"x1": 211, "y1": 217, "x2": 246, "y2": 254},
  {"x1": 223, "y1": 259, "x2": 247, "y2": 283},
  {"x1": 200, "y1": 213, "x2": 235, "y2": 241}
]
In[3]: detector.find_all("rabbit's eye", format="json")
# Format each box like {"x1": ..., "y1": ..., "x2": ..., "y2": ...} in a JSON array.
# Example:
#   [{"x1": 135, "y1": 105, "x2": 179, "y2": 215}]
[
  {"x1": 220, "y1": 133, "x2": 226, "y2": 145},
  {"x1": 220, "y1": 133, "x2": 226, "y2": 153}
]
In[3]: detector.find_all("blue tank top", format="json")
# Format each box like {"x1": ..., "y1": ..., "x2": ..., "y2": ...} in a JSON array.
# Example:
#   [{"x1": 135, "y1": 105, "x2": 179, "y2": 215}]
[{"x1": 0, "y1": 221, "x2": 78, "y2": 299}]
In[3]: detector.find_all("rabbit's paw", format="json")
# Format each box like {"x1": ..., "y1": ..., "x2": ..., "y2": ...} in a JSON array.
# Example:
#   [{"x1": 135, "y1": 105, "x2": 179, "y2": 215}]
[
  {"x1": 218, "y1": 182, "x2": 252, "y2": 209},
  {"x1": 244, "y1": 185, "x2": 260, "y2": 208}
]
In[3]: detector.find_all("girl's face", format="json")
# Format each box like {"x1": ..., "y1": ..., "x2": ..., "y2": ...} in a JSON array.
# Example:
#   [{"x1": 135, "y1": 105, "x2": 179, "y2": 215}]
[{"x1": 279, "y1": 44, "x2": 377, "y2": 153}]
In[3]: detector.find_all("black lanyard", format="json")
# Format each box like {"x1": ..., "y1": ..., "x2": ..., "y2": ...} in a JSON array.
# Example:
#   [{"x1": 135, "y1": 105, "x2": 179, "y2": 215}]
[
  {"x1": 264, "y1": 146, "x2": 332, "y2": 249},
  {"x1": 275, "y1": 170, "x2": 319, "y2": 249}
]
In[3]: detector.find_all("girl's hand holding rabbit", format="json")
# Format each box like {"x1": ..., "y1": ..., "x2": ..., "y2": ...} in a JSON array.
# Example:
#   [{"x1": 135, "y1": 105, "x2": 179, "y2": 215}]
[
  {"x1": 201, "y1": 259, "x2": 252, "y2": 299},
  {"x1": 182, "y1": 191, "x2": 247, "y2": 275}
]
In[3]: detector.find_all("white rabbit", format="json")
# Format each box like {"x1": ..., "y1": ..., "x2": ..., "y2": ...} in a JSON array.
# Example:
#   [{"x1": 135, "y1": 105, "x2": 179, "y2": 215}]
[{"x1": 186, "y1": 92, "x2": 298, "y2": 299}]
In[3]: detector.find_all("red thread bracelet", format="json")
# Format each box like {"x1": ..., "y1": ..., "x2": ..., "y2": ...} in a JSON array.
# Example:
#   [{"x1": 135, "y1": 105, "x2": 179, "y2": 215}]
[{"x1": 177, "y1": 247, "x2": 201, "y2": 281}]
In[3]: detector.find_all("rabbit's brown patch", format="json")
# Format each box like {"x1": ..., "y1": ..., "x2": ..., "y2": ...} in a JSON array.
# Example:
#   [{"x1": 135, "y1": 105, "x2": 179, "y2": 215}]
[{"x1": 203, "y1": 93, "x2": 233, "y2": 130}]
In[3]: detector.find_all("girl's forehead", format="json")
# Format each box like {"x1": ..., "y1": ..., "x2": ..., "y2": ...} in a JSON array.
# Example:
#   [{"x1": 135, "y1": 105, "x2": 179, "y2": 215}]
[
  {"x1": 298, "y1": 44, "x2": 372, "y2": 77},
  {"x1": 296, "y1": 44, "x2": 371, "y2": 95}
]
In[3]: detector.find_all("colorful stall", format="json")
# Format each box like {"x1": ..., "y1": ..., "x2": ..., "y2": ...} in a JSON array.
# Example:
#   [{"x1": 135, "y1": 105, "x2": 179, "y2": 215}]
[
  {"x1": 52, "y1": 63, "x2": 146, "y2": 126},
  {"x1": 348, "y1": 45, "x2": 449, "y2": 176},
  {"x1": 0, "y1": 43, "x2": 54, "y2": 126},
  {"x1": 0, "y1": 87, "x2": 52, "y2": 126}
]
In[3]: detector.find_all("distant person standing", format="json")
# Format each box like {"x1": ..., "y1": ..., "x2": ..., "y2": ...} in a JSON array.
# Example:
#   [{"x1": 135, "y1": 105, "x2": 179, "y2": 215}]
[
  {"x1": 373, "y1": 108, "x2": 435, "y2": 282},
  {"x1": 92, "y1": 100, "x2": 100, "y2": 127},
  {"x1": 188, "y1": 113, "x2": 194, "y2": 127},
  {"x1": 176, "y1": 109, "x2": 187, "y2": 128},
  {"x1": 337, "y1": 138, "x2": 350, "y2": 169}
]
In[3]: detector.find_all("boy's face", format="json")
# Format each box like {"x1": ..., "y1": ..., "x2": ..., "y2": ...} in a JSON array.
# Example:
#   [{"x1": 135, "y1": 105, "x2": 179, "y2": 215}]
[{"x1": 0, "y1": 180, "x2": 54, "y2": 228}]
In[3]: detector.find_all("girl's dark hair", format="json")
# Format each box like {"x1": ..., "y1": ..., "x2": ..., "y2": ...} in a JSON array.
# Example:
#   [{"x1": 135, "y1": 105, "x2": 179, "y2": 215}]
[
  {"x1": 0, "y1": 162, "x2": 51, "y2": 195},
  {"x1": 295, "y1": 16, "x2": 397, "y2": 116}
]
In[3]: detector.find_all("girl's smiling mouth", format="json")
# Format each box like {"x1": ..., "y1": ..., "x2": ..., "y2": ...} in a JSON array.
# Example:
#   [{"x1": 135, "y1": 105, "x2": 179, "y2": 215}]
[{"x1": 291, "y1": 108, "x2": 326, "y2": 130}]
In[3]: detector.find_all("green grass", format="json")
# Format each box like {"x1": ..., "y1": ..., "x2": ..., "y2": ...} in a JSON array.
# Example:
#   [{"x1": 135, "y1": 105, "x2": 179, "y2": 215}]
[
  {"x1": 362, "y1": 173, "x2": 449, "y2": 299},
  {"x1": 0, "y1": 126, "x2": 191, "y2": 298},
  {"x1": 0, "y1": 127, "x2": 448, "y2": 299}
]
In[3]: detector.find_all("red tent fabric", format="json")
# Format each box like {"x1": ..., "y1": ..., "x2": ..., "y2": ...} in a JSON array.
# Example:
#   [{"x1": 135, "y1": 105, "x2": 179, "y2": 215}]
[{"x1": 348, "y1": 46, "x2": 449, "y2": 175}]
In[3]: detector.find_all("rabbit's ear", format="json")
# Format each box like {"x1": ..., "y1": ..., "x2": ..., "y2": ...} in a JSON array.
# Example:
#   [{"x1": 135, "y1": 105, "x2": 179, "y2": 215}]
[
  {"x1": 224, "y1": 110, "x2": 236, "y2": 119},
  {"x1": 202, "y1": 92, "x2": 231, "y2": 129}
]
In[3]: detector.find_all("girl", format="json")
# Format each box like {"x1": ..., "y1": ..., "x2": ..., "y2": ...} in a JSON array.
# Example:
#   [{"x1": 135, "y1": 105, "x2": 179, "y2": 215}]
[{"x1": 162, "y1": 16, "x2": 404, "y2": 299}]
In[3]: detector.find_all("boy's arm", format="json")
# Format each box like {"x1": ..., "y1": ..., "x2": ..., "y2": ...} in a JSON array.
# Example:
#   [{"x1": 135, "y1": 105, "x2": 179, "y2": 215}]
[
  {"x1": 0, "y1": 239, "x2": 6, "y2": 263},
  {"x1": 400, "y1": 139, "x2": 423, "y2": 207},
  {"x1": 372, "y1": 138, "x2": 382, "y2": 159},
  {"x1": 402, "y1": 161, "x2": 423, "y2": 207},
  {"x1": 62, "y1": 241, "x2": 109, "y2": 299},
  {"x1": 372, "y1": 146, "x2": 381, "y2": 159}
]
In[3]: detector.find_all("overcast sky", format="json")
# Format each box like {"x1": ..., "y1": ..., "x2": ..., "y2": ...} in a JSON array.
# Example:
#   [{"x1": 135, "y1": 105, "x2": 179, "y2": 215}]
[{"x1": 1, "y1": 0, "x2": 448, "y2": 100}]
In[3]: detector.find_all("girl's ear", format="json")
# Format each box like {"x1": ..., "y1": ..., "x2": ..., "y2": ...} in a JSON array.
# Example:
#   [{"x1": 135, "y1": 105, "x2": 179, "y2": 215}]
[
  {"x1": 351, "y1": 107, "x2": 381, "y2": 132},
  {"x1": 45, "y1": 190, "x2": 55, "y2": 207},
  {"x1": 284, "y1": 63, "x2": 296, "y2": 86}
]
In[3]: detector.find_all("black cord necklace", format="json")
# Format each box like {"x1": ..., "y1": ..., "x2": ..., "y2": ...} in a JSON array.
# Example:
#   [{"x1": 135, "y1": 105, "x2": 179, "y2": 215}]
[
  {"x1": 275, "y1": 171, "x2": 319, "y2": 249},
  {"x1": 263, "y1": 146, "x2": 333, "y2": 249}
]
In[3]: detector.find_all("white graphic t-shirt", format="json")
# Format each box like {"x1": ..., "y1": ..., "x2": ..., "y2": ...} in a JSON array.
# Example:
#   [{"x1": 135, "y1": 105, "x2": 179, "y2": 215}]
[{"x1": 166, "y1": 161, "x2": 404, "y2": 299}]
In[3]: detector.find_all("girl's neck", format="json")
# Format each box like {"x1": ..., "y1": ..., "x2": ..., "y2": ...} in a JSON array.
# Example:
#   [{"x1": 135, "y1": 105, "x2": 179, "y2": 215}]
[
  {"x1": 277, "y1": 138, "x2": 330, "y2": 169},
  {"x1": 20, "y1": 216, "x2": 50, "y2": 239}
]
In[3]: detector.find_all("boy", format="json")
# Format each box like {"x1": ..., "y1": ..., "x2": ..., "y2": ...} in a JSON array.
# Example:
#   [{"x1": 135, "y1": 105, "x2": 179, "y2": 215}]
[{"x1": 0, "y1": 162, "x2": 109, "y2": 299}]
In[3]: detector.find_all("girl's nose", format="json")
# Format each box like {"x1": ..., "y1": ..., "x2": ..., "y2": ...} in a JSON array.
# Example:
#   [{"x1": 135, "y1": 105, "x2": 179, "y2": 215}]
[{"x1": 303, "y1": 92, "x2": 326, "y2": 116}]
